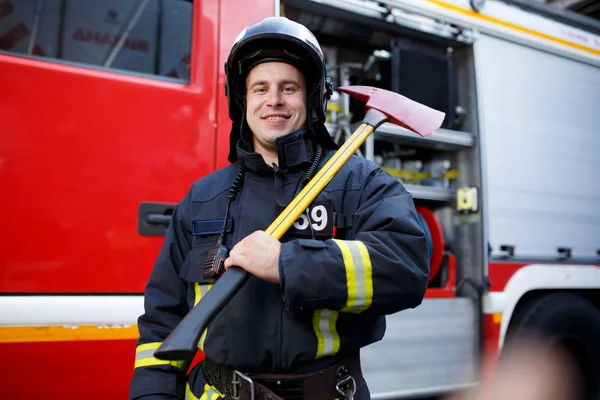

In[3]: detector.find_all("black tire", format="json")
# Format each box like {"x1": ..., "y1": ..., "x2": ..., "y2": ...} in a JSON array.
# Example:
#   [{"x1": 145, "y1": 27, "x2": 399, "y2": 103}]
[{"x1": 505, "y1": 292, "x2": 600, "y2": 400}]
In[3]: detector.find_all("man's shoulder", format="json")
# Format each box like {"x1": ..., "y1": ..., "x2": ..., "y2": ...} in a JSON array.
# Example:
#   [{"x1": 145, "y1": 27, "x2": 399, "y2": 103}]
[
  {"x1": 323, "y1": 151, "x2": 381, "y2": 192},
  {"x1": 342, "y1": 153, "x2": 380, "y2": 175},
  {"x1": 188, "y1": 163, "x2": 240, "y2": 202}
]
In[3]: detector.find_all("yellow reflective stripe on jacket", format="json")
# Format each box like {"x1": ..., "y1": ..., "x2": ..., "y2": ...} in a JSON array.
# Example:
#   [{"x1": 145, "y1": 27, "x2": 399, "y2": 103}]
[
  {"x1": 199, "y1": 328, "x2": 208, "y2": 352},
  {"x1": 186, "y1": 383, "x2": 225, "y2": 400},
  {"x1": 313, "y1": 309, "x2": 340, "y2": 358},
  {"x1": 194, "y1": 283, "x2": 213, "y2": 351},
  {"x1": 333, "y1": 239, "x2": 374, "y2": 313},
  {"x1": 194, "y1": 283, "x2": 213, "y2": 306},
  {"x1": 134, "y1": 342, "x2": 185, "y2": 369},
  {"x1": 185, "y1": 383, "x2": 199, "y2": 400}
]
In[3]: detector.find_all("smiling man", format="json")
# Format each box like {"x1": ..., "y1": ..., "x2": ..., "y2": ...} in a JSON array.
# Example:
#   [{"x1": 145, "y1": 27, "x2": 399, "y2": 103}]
[
  {"x1": 129, "y1": 17, "x2": 430, "y2": 400},
  {"x1": 244, "y1": 62, "x2": 307, "y2": 166}
]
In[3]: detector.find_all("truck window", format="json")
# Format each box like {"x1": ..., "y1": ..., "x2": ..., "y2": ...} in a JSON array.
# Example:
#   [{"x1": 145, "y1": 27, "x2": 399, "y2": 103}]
[{"x1": 0, "y1": 0, "x2": 193, "y2": 81}]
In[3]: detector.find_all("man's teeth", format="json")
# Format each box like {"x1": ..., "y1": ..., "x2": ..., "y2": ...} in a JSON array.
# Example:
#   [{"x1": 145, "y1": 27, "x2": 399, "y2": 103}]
[{"x1": 266, "y1": 116, "x2": 287, "y2": 120}]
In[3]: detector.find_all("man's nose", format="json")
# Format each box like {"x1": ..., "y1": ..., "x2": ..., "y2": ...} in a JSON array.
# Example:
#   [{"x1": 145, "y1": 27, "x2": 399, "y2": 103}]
[{"x1": 266, "y1": 89, "x2": 284, "y2": 106}]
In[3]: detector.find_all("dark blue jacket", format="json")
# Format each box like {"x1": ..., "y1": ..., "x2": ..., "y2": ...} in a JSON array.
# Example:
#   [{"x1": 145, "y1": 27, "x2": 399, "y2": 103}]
[{"x1": 129, "y1": 128, "x2": 430, "y2": 399}]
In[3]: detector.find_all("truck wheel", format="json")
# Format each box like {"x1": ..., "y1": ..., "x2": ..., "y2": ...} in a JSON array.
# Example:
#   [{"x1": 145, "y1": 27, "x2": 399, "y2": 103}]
[{"x1": 505, "y1": 292, "x2": 600, "y2": 400}]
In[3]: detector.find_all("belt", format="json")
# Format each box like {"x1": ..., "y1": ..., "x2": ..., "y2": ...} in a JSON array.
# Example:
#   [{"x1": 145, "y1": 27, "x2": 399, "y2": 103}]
[{"x1": 202, "y1": 353, "x2": 363, "y2": 400}]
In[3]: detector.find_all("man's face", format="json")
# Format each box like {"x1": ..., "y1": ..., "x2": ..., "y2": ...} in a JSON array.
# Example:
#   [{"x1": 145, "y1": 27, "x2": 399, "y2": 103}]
[{"x1": 245, "y1": 62, "x2": 307, "y2": 153}]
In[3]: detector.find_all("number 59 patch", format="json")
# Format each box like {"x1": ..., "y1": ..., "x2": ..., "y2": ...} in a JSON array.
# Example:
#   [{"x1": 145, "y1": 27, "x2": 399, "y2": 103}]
[{"x1": 288, "y1": 199, "x2": 334, "y2": 238}]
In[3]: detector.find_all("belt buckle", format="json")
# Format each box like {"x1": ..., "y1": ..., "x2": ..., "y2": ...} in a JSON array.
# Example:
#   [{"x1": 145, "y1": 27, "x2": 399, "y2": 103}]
[
  {"x1": 335, "y1": 366, "x2": 356, "y2": 399},
  {"x1": 232, "y1": 370, "x2": 255, "y2": 400}
]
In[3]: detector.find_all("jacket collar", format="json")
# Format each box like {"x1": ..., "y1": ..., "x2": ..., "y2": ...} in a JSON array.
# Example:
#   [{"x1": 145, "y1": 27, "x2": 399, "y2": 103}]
[{"x1": 236, "y1": 127, "x2": 315, "y2": 173}]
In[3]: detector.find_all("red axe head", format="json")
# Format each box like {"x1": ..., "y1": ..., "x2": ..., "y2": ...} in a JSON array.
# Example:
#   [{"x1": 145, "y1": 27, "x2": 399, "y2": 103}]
[{"x1": 337, "y1": 86, "x2": 445, "y2": 137}]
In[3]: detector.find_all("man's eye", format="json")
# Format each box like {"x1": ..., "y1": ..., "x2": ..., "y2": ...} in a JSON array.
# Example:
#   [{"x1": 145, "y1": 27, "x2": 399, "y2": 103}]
[
  {"x1": 254, "y1": 88, "x2": 266, "y2": 93},
  {"x1": 284, "y1": 86, "x2": 296, "y2": 92}
]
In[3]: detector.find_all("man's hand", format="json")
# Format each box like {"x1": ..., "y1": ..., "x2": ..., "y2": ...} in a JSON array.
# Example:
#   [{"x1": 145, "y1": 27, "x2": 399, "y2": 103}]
[{"x1": 224, "y1": 230, "x2": 281, "y2": 283}]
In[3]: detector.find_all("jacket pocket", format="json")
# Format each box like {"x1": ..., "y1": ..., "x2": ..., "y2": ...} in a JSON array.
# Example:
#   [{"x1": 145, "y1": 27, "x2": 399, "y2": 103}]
[
  {"x1": 180, "y1": 228, "x2": 235, "y2": 281},
  {"x1": 179, "y1": 241, "x2": 215, "y2": 284},
  {"x1": 179, "y1": 242, "x2": 216, "y2": 314},
  {"x1": 177, "y1": 241, "x2": 220, "y2": 351}
]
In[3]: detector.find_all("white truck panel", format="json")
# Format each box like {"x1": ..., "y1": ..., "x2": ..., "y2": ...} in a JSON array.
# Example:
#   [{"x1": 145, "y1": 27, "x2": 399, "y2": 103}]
[
  {"x1": 476, "y1": 34, "x2": 600, "y2": 259},
  {"x1": 385, "y1": 0, "x2": 600, "y2": 67},
  {"x1": 361, "y1": 298, "x2": 478, "y2": 398},
  {"x1": 432, "y1": 0, "x2": 600, "y2": 50}
]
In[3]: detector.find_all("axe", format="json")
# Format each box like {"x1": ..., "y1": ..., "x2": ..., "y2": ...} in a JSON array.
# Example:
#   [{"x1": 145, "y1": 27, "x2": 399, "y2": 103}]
[{"x1": 154, "y1": 86, "x2": 445, "y2": 361}]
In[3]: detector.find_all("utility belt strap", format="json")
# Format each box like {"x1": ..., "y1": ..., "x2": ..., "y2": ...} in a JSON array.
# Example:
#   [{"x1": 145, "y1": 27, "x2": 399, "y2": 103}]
[{"x1": 202, "y1": 353, "x2": 362, "y2": 400}]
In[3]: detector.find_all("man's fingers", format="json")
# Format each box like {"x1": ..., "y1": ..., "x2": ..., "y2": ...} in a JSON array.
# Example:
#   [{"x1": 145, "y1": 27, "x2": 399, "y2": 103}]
[
  {"x1": 224, "y1": 245, "x2": 246, "y2": 269},
  {"x1": 224, "y1": 252, "x2": 239, "y2": 269}
]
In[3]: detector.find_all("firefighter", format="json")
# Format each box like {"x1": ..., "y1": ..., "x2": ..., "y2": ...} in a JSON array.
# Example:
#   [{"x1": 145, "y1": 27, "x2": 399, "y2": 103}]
[{"x1": 129, "y1": 16, "x2": 430, "y2": 400}]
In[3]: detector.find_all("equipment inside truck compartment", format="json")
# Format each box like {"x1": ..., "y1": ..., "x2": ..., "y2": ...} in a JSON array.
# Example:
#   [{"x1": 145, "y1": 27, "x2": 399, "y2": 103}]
[{"x1": 281, "y1": 0, "x2": 478, "y2": 290}]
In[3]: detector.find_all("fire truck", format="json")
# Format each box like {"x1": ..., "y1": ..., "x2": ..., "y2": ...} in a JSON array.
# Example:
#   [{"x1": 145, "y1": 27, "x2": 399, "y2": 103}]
[{"x1": 1, "y1": 0, "x2": 599, "y2": 399}]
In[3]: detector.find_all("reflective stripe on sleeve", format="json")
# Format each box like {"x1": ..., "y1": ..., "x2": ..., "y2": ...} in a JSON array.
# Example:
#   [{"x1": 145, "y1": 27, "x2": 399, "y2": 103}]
[
  {"x1": 134, "y1": 342, "x2": 185, "y2": 369},
  {"x1": 194, "y1": 283, "x2": 213, "y2": 351},
  {"x1": 185, "y1": 384, "x2": 199, "y2": 400},
  {"x1": 333, "y1": 239, "x2": 373, "y2": 313},
  {"x1": 186, "y1": 383, "x2": 225, "y2": 400},
  {"x1": 313, "y1": 309, "x2": 340, "y2": 358}
]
